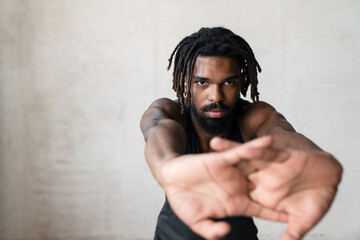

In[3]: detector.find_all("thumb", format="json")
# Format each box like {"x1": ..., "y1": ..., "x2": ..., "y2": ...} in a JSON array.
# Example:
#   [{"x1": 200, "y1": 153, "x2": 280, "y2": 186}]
[
  {"x1": 210, "y1": 135, "x2": 273, "y2": 152},
  {"x1": 210, "y1": 137, "x2": 239, "y2": 151},
  {"x1": 279, "y1": 224, "x2": 308, "y2": 240},
  {"x1": 279, "y1": 231, "x2": 301, "y2": 240},
  {"x1": 191, "y1": 219, "x2": 231, "y2": 240}
]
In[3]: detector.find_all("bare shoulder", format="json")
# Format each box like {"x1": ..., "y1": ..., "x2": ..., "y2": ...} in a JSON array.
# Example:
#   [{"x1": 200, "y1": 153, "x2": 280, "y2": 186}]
[
  {"x1": 238, "y1": 100, "x2": 295, "y2": 141},
  {"x1": 145, "y1": 98, "x2": 186, "y2": 121},
  {"x1": 140, "y1": 98, "x2": 187, "y2": 133}
]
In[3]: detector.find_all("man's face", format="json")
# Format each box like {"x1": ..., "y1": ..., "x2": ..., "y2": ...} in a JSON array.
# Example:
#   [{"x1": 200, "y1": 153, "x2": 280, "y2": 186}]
[{"x1": 188, "y1": 56, "x2": 242, "y2": 135}]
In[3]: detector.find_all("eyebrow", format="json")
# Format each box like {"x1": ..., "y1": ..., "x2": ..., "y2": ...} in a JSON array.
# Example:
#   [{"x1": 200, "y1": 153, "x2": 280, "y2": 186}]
[{"x1": 193, "y1": 75, "x2": 240, "y2": 81}]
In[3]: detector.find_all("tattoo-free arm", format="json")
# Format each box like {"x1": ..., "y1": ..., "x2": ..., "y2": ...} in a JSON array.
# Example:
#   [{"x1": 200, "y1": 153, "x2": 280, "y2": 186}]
[
  {"x1": 239, "y1": 101, "x2": 343, "y2": 240},
  {"x1": 140, "y1": 98, "x2": 187, "y2": 185},
  {"x1": 241, "y1": 101, "x2": 322, "y2": 152},
  {"x1": 141, "y1": 99, "x2": 290, "y2": 239}
]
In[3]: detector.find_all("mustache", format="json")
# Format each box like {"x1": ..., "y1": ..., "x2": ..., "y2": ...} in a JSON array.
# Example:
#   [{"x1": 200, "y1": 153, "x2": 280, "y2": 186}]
[{"x1": 200, "y1": 102, "x2": 230, "y2": 112}]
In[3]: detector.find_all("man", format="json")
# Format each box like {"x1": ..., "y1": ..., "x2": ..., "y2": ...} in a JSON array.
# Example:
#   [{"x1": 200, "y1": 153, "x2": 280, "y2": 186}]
[{"x1": 140, "y1": 27, "x2": 342, "y2": 240}]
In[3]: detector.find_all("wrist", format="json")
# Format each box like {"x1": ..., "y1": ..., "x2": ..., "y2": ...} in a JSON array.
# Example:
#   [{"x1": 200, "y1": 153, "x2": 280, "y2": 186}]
[{"x1": 155, "y1": 153, "x2": 181, "y2": 188}]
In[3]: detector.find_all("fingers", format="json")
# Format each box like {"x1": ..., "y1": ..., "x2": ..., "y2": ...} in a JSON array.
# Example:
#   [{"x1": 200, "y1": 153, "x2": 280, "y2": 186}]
[
  {"x1": 191, "y1": 219, "x2": 231, "y2": 240},
  {"x1": 238, "y1": 161, "x2": 259, "y2": 177},
  {"x1": 247, "y1": 179, "x2": 256, "y2": 192},
  {"x1": 245, "y1": 201, "x2": 288, "y2": 223},
  {"x1": 214, "y1": 140, "x2": 288, "y2": 167},
  {"x1": 210, "y1": 135, "x2": 273, "y2": 152},
  {"x1": 210, "y1": 137, "x2": 241, "y2": 151},
  {"x1": 280, "y1": 232, "x2": 301, "y2": 240},
  {"x1": 279, "y1": 227, "x2": 307, "y2": 240},
  {"x1": 249, "y1": 186, "x2": 284, "y2": 209},
  {"x1": 248, "y1": 170, "x2": 292, "y2": 209}
]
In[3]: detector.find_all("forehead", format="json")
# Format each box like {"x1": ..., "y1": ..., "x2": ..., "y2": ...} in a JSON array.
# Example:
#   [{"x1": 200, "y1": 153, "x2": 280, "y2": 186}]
[{"x1": 193, "y1": 56, "x2": 240, "y2": 76}]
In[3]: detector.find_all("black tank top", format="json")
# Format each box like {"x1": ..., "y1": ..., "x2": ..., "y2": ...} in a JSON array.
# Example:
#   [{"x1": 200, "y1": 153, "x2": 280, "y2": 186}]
[{"x1": 154, "y1": 99, "x2": 258, "y2": 240}]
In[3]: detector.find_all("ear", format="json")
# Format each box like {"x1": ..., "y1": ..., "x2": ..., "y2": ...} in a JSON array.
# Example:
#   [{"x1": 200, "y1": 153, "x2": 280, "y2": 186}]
[
  {"x1": 179, "y1": 73, "x2": 188, "y2": 93},
  {"x1": 184, "y1": 77, "x2": 188, "y2": 93}
]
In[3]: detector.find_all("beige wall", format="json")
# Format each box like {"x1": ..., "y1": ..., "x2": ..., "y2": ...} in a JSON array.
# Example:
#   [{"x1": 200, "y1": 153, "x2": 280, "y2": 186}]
[{"x1": 0, "y1": 0, "x2": 359, "y2": 239}]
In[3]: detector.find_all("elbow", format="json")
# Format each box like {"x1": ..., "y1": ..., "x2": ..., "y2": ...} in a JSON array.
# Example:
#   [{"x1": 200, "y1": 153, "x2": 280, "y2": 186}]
[
  {"x1": 140, "y1": 107, "x2": 160, "y2": 142},
  {"x1": 333, "y1": 156, "x2": 344, "y2": 185},
  {"x1": 140, "y1": 118, "x2": 148, "y2": 141},
  {"x1": 324, "y1": 153, "x2": 343, "y2": 185}
]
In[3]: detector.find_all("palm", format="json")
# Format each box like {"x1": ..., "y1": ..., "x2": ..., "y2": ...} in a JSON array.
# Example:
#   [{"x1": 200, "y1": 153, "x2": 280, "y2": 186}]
[
  {"x1": 246, "y1": 150, "x2": 340, "y2": 240},
  {"x1": 164, "y1": 153, "x2": 250, "y2": 220},
  {"x1": 277, "y1": 187, "x2": 336, "y2": 240},
  {"x1": 161, "y1": 137, "x2": 287, "y2": 239}
]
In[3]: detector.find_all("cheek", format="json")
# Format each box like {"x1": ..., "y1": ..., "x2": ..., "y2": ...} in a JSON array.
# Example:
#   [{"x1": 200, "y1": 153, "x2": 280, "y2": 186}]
[
  {"x1": 191, "y1": 94, "x2": 201, "y2": 110},
  {"x1": 225, "y1": 88, "x2": 240, "y2": 101},
  {"x1": 191, "y1": 88, "x2": 204, "y2": 104}
]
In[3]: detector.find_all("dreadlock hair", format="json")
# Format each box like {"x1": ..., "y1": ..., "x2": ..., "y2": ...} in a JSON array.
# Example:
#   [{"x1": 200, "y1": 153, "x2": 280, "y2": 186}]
[{"x1": 168, "y1": 27, "x2": 262, "y2": 113}]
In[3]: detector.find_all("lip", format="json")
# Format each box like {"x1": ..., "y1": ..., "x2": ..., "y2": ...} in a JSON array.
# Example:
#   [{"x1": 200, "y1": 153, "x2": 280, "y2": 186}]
[{"x1": 204, "y1": 109, "x2": 226, "y2": 118}]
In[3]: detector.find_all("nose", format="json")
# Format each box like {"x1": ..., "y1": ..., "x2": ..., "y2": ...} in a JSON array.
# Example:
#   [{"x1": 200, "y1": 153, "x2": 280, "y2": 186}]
[{"x1": 209, "y1": 85, "x2": 223, "y2": 103}]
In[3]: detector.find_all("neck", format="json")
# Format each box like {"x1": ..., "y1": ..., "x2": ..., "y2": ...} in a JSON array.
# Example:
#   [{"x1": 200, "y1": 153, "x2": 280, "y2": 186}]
[{"x1": 191, "y1": 117, "x2": 227, "y2": 153}]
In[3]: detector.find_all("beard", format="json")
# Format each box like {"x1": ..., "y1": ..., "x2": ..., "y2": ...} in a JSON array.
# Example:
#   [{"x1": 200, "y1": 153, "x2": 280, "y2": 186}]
[{"x1": 189, "y1": 102, "x2": 235, "y2": 135}]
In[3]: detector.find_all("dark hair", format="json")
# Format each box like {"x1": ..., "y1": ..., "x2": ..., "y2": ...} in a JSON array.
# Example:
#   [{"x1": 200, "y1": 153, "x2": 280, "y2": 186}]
[{"x1": 168, "y1": 27, "x2": 261, "y2": 112}]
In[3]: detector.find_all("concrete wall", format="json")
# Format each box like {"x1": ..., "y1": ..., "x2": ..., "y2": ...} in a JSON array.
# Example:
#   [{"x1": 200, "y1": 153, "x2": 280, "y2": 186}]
[{"x1": 0, "y1": 0, "x2": 359, "y2": 239}]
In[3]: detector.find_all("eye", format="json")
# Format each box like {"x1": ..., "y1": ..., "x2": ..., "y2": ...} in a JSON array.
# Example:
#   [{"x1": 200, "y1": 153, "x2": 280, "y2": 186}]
[
  {"x1": 196, "y1": 81, "x2": 207, "y2": 86},
  {"x1": 224, "y1": 81, "x2": 235, "y2": 86}
]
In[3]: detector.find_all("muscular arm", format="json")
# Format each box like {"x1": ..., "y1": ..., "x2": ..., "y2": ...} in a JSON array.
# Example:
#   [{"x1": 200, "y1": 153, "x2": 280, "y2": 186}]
[
  {"x1": 141, "y1": 99, "x2": 289, "y2": 239},
  {"x1": 233, "y1": 101, "x2": 343, "y2": 240},
  {"x1": 240, "y1": 101, "x2": 322, "y2": 151},
  {"x1": 140, "y1": 98, "x2": 187, "y2": 185},
  {"x1": 240, "y1": 101, "x2": 342, "y2": 183}
]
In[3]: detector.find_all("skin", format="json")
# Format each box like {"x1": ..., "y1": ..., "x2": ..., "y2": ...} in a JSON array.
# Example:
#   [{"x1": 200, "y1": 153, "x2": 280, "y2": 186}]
[
  {"x1": 140, "y1": 56, "x2": 343, "y2": 240},
  {"x1": 188, "y1": 56, "x2": 243, "y2": 152}
]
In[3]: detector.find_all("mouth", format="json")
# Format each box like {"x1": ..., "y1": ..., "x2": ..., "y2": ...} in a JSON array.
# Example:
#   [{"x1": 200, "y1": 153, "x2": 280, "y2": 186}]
[{"x1": 204, "y1": 109, "x2": 227, "y2": 118}]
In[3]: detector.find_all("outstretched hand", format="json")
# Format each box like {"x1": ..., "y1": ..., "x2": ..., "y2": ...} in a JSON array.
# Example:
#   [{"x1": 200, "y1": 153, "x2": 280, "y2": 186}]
[
  {"x1": 161, "y1": 136, "x2": 287, "y2": 239},
  {"x1": 211, "y1": 137, "x2": 342, "y2": 240}
]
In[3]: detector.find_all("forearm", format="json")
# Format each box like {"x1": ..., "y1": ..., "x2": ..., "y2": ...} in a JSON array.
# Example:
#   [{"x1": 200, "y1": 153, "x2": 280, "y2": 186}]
[
  {"x1": 266, "y1": 127, "x2": 322, "y2": 152},
  {"x1": 266, "y1": 127, "x2": 343, "y2": 184},
  {"x1": 144, "y1": 119, "x2": 186, "y2": 186}
]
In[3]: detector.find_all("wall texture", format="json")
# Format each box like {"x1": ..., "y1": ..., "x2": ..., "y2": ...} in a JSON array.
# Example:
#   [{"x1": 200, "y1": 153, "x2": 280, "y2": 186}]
[{"x1": 0, "y1": 0, "x2": 359, "y2": 239}]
